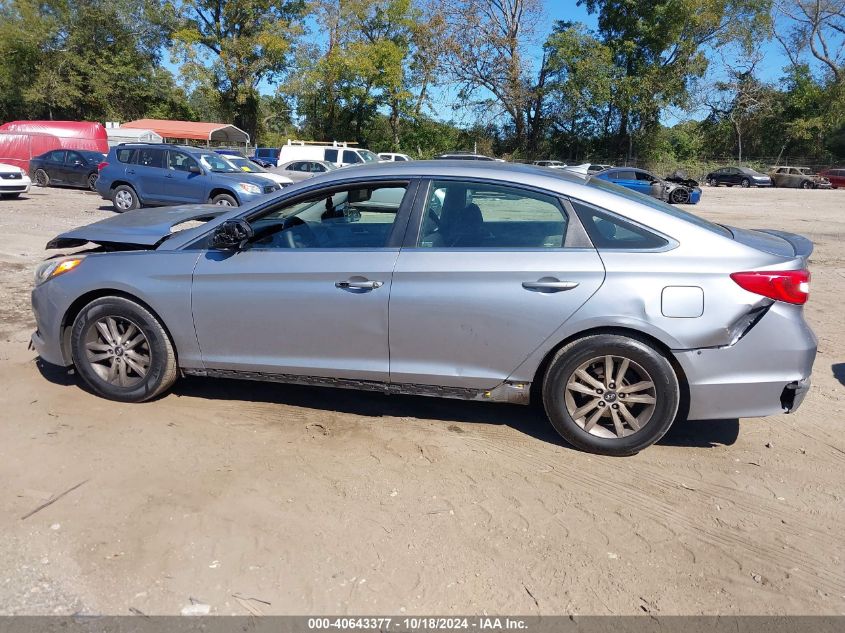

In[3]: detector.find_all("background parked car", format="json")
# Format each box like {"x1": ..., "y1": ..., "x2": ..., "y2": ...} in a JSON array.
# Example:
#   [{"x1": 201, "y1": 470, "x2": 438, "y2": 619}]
[
  {"x1": 96, "y1": 143, "x2": 280, "y2": 211},
  {"x1": 533, "y1": 160, "x2": 567, "y2": 168},
  {"x1": 252, "y1": 147, "x2": 280, "y2": 167},
  {"x1": 434, "y1": 152, "x2": 504, "y2": 161},
  {"x1": 587, "y1": 163, "x2": 613, "y2": 173},
  {"x1": 275, "y1": 160, "x2": 339, "y2": 182},
  {"x1": 705, "y1": 166, "x2": 772, "y2": 187},
  {"x1": 595, "y1": 167, "x2": 702, "y2": 204},
  {"x1": 0, "y1": 162, "x2": 31, "y2": 199},
  {"x1": 769, "y1": 166, "x2": 831, "y2": 189},
  {"x1": 818, "y1": 167, "x2": 845, "y2": 189},
  {"x1": 29, "y1": 149, "x2": 106, "y2": 191},
  {"x1": 216, "y1": 153, "x2": 293, "y2": 187},
  {"x1": 278, "y1": 142, "x2": 381, "y2": 168},
  {"x1": 378, "y1": 152, "x2": 412, "y2": 161}
]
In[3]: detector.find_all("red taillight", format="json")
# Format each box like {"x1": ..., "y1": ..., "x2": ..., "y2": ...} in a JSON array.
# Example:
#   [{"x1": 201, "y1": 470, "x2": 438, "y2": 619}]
[
  {"x1": 730, "y1": 270, "x2": 810, "y2": 305},
  {"x1": 97, "y1": 161, "x2": 109, "y2": 172}
]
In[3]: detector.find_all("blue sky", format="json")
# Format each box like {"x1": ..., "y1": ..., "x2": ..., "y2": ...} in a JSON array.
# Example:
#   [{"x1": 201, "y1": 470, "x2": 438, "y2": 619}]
[{"x1": 166, "y1": 1, "x2": 797, "y2": 128}]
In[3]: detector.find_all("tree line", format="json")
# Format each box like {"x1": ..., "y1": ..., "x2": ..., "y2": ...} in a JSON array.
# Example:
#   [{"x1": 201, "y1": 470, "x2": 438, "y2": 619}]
[{"x1": 0, "y1": 0, "x2": 842, "y2": 163}]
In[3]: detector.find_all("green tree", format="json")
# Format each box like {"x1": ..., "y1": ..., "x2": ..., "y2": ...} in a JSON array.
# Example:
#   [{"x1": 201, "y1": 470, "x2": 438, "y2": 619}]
[
  {"x1": 578, "y1": 0, "x2": 771, "y2": 160},
  {"x1": 0, "y1": 0, "x2": 180, "y2": 123},
  {"x1": 171, "y1": 0, "x2": 306, "y2": 139}
]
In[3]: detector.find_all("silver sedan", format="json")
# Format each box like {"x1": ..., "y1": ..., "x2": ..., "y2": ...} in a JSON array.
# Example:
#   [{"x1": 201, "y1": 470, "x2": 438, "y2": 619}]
[
  {"x1": 273, "y1": 159, "x2": 338, "y2": 182},
  {"x1": 30, "y1": 161, "x2": 816, "y2": 455}
]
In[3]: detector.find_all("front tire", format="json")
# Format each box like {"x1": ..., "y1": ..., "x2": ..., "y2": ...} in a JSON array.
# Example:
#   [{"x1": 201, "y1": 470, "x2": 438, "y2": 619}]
[
  {"x1": 87, "y1": 173, "x2": 98, "y2": 191},
  {"x1": 669, "y1": 187, "x2": 690, "y2": 204},
  {"x1": 542, "y1": 334, "x2": 680, "y2": 456},
  {"x1": 1, "y1": 193, "x2": 21, "y2": 199},
  {"x1": 741, "y1": 178, "x2": 750, "y2": 188},
  {"x1": 70, "y1": 296, "x2": 177, "y2": 402},
  {"x1": 211, "y1": 193, "x2": 238, "y2": 206},
  {"x1": 801, "y1": 180, "x2": 813, "y2": 189}
]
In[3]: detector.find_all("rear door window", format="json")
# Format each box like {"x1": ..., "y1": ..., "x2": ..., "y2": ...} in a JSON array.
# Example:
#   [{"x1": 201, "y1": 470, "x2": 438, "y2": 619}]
[
  {"x1": 612, "y1": 170, "x2": 637, "y2": 180},
  {"x1": 324, "y1": 149, "x2": 338, "y2": 163},
  {"x1": 135, "y1": 149, "x2": 164, "y2": 168},
  {"x1": 417, "y1": 180, "x2": 568, "y2": 248}
]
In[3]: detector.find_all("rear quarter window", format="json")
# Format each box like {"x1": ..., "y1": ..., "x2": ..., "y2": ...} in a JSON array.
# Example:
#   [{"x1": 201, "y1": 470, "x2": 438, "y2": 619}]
[
  {"x1": 586, "y1": 176, "x2": 731, "y2": 237},
  {"x1": 116, "y1": 149, "x2": 135, "y2": 163},
  {"x1": 571, "y1": 200, "x2": 668, "y2": 250}
]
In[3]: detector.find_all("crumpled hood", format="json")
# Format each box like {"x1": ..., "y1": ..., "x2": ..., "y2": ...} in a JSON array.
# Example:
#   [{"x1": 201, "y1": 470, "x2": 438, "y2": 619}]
[{"x1": 46, "y1": 205, "x2": 227, "y2": 249}]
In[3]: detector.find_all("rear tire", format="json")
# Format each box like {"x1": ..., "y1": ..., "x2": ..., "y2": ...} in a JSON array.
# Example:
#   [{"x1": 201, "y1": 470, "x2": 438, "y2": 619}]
[
  {"x1": 34, "y1": 168, "x2": 50, "y2": 187},
  {"x1": 112, "y1": 185, "x2": 139, "y2": 212},
  {"x1": 211, "y1": 193, "x2": 238, "y2": 206},
  {"x1": 70, "y1": 296, "x2": 177, "y2": 402},
  {"x1": 542, "y1": 334, "x2": 680, "y2": 456},
  {"x1": 707, "y1": 178, "x2": 717, "y2": 187}
]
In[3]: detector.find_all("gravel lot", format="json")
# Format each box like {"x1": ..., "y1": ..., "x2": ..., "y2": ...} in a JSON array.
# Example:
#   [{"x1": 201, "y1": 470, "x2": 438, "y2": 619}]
[{"x1": 0, "y1": 184, "x2": 843, "y2": 615}]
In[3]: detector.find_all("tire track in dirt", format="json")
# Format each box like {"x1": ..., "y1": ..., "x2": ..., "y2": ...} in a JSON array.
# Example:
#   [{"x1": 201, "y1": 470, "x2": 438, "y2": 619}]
[{"x1": 465, "y1": 434, "x2": 845, "y2": 597}]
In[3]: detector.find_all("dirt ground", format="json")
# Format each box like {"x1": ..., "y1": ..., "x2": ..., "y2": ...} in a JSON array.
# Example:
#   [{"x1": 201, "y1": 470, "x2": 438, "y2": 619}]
[{"x1": 0, "y1": 184, "x2": 843, "y2": 616}]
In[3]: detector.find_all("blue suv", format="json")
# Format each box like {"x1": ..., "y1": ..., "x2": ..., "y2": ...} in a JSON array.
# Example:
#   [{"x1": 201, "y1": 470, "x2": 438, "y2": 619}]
[{"x1": 96, "y1": 144, "x2": 280, "y2": 212}]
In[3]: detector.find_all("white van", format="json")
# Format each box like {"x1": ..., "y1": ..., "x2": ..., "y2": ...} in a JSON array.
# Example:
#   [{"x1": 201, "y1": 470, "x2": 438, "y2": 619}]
[{"x1": 277, "y1": 141, "x2": 381, "y2": 168}]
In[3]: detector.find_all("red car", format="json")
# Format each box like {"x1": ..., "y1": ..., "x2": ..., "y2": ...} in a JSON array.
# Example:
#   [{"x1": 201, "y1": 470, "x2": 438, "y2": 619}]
[{"x1": 819, "y1": 168, "x2": 845, "y2": 189}]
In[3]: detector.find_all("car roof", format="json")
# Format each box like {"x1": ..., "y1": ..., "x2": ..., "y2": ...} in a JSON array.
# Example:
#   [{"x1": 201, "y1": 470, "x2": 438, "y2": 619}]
[{"x1": 302, "y1": 159, "x2": 587, "y2": 187}]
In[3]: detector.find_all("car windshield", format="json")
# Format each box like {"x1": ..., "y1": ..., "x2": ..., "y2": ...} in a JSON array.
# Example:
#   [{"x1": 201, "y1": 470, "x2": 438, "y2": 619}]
[
  {"x1": 586, "y1": 176, "x2": 731, "y2": 237},
  {"x1": 227, "y1": 157, "x2": 268, "y2": 174},
  {"x1": 358, "y1": 150, "x2": 379, "y2": 163},
  {"x1": 200, "y1": 153, "x2": 240, "y2": 173}
]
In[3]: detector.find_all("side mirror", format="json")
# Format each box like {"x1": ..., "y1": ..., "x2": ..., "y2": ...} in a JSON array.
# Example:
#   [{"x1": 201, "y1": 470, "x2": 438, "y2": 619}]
[
  {"x1": 189, "y1": 165, "x2": 202, "y2": 174},
  {"x1": 210, "y1": 219, "x2": 254, "y2": 251}
]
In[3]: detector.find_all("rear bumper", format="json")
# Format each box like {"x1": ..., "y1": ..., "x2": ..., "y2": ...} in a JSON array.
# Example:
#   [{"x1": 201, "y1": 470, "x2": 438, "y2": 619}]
[{"x1": 674, "y1": 302, "x2": 817, "y2": 420}]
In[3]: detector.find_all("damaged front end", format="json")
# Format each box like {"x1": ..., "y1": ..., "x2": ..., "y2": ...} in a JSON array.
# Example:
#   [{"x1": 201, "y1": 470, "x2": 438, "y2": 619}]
[
  {"x1": 45, "y1": 205, "x2": 227, "y2": 251},
  {"x1": 664, "y1": 171, "x2": 701, "y2": 205}
]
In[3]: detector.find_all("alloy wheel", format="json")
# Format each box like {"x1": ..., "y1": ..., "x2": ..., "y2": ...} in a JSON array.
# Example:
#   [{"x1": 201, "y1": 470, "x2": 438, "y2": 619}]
[
  {"x1": 35, "y1": 169, "x2": 48, "y2": 186},
  {"x1": 564, "y1": 355, "x2": 657, "y2": 439},
  {"x1": 214, "y1": 198, "x2": 234, "y2": 206},
  {"x1": 83, "y1": 316, "x2": 150, "y2": 388},
  {"x1": 114, "y1": 189, "x2": 134, "y2": 210},
  {"x1": 88, "y1": 174, "x2": 98, "y2": 190},
  {"x1": 670, "y1": 187, "x2": 690, "y2": 204}
]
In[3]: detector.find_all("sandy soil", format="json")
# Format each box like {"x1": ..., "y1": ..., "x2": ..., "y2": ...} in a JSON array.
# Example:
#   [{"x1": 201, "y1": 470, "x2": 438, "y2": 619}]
[{"x1": 0, "y1": 185, "x2": 843, "y2": 616}]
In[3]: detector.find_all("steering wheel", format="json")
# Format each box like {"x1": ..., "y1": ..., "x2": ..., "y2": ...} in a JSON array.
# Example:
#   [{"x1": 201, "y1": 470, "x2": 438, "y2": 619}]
[{"x1": 281, "y1": 216, "x2": 319, "y2": 248}]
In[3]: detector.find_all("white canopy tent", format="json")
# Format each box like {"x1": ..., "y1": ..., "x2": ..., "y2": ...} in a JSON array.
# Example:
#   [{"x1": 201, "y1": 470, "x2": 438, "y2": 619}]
[{"x1": 106, "y1": 127, "x2": 164, "y2": 147}]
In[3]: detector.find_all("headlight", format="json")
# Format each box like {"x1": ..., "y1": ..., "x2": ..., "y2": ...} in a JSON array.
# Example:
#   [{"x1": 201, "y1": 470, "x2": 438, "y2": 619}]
[
  {"x1": 236, "y1": 182, "x2": 262, "y2": 195},
  {"x1": 35, "y1": 257, "x2": 84, "y2": 286}
]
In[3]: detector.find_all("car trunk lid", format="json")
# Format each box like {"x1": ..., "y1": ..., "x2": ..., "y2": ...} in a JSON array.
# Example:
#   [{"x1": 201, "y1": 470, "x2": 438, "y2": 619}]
[{"x1": 725, "y1": 226, "x2": 813, "y2": 261}]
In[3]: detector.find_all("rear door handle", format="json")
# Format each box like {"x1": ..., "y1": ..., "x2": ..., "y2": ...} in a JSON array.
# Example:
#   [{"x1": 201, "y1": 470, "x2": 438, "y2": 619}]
[
  {"x1": 522, "y1": 280, "x2": 580, "y2": 293},
  {"x1": 336, "y1": 280, "x2": 384, "y2": 290}
]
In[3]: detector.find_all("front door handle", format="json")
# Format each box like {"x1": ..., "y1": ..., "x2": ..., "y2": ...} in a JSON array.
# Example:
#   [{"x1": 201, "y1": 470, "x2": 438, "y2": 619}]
[
  {"x1": 336, "y1": 279, "x2": 384, "y2": 290},
  {"x1": 522, "y1": 279, "x2": 580, "y2": 293}
]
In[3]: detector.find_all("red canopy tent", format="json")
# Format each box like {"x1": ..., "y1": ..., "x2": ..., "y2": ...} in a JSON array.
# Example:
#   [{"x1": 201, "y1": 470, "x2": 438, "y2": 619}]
[
  {"x1": 0, "y1": 121, "x2": 109, "y2": 171},
  {"x1": 0, "y1": 133, "x2": 63, "y2": 172}
]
